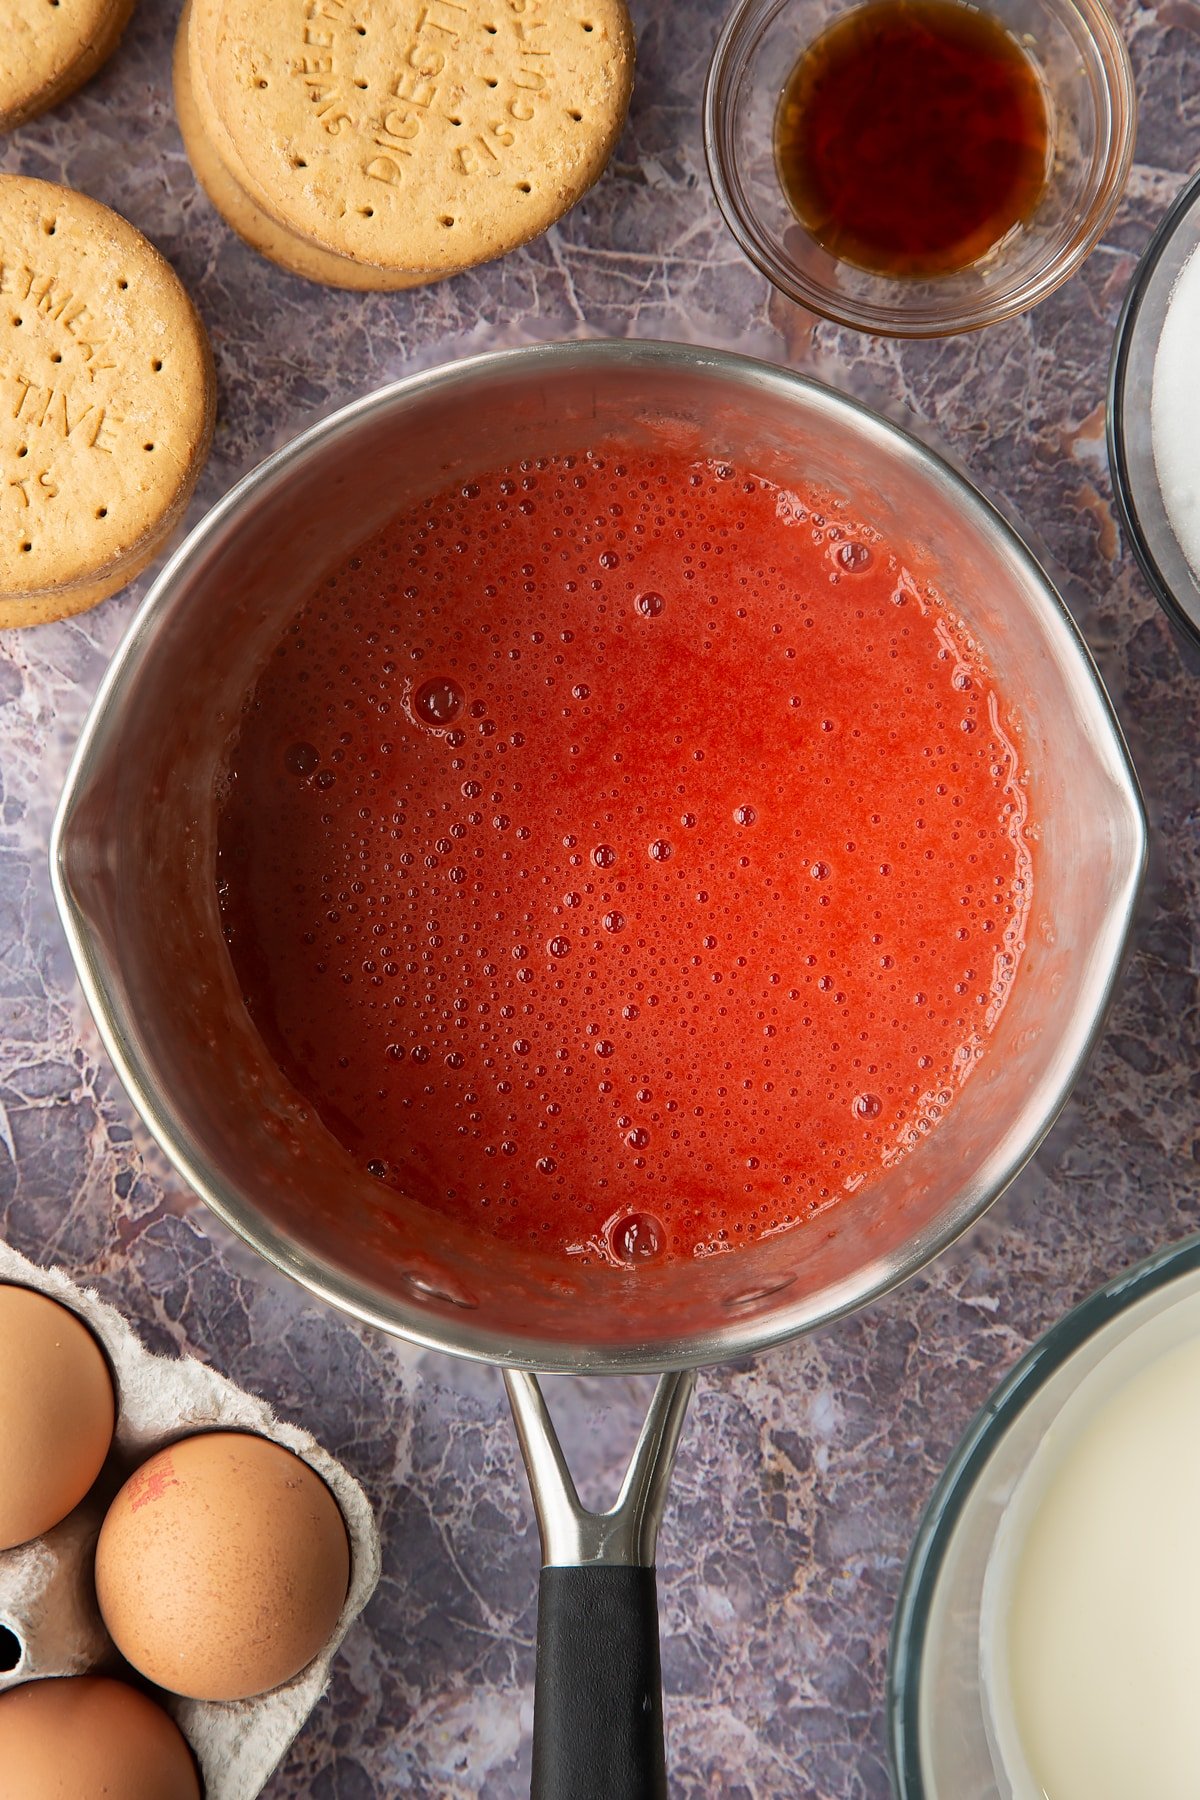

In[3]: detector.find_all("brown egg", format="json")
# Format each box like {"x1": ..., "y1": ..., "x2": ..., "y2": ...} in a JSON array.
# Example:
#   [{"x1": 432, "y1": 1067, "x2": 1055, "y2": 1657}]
[
  {"x1": 95, "y1": 1430, "x2": 351, "y2": 1701},
  {"x1": 0, "y1": 1284, "x2": 115, "y2": 1550},
  {"x1": 0, "y1": 1675, "x2": 201, "y2": 1799}
]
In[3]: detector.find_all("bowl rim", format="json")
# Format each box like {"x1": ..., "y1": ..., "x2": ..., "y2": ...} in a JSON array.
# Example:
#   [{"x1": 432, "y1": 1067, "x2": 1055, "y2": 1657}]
[
  {"x1": 887, "y1": 1227, "x2": 1200, "y2": 1796},
  {"x1": 52, "y1": 338, "x2": 1147, "y2": 1374},
  {"x1": 703, "y1": 0, "x2": 1138, "y2": 337},
  {"x1": 1107, "y1": 164, "x2": 1200, "y2": 652}
]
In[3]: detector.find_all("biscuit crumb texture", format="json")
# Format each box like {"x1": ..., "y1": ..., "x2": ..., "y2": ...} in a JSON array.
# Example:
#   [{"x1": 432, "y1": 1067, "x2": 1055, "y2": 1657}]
[
  {"x1": 191, "y1": 0, "x2": 635, "y2": 273},
  {"x1": 0, "y1": 0, "x2": 137, "y2": 133},
  {"x1": 0, "y1": 175, "x2": 216, "y2": 627}
]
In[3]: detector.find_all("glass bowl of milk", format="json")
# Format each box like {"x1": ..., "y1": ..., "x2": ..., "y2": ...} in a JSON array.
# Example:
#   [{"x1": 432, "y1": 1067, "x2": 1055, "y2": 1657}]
[
  {"x1": 1109, "y1": 168, "x2": 1200, "y2": 656},
  {"x1": 889, "y1": 1232, "x2": 1200, "y2": 1799}
]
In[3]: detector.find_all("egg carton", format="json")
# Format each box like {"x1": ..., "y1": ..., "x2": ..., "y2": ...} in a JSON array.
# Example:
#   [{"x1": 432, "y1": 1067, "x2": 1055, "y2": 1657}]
[{"x1": 0, "y1": 1238, "x2": 381, "y2": 1798}]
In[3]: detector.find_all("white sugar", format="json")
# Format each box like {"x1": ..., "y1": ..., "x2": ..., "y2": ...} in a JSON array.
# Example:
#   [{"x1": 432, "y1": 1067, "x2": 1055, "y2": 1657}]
[{"x1": 1151, "y1": 243, "x2": 1200, "y2": 578}]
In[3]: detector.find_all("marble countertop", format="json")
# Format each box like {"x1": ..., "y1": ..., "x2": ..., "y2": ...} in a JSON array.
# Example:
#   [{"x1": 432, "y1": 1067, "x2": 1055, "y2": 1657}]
[{"x1": 2, "y1": 1, "x2": 1197, "y2": 1794}]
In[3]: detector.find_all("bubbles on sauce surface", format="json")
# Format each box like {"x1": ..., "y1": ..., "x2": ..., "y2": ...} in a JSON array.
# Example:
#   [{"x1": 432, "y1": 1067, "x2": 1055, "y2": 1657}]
[
  {"x1": 837, "y1": 540, "x2": 873, "y2": 572},
  {"x1": 413, "y1": 676, "x2": 464, "y2": 726},
  {"x1": 610, "y1": 1211, "x2": 664, "y2": 1264},
  {"x1": 216, "y1": 444, "x2": 1033, "y2": 1271},
  {"x1": 284, "y1": 741, "x2": 320, "y2": 777}
]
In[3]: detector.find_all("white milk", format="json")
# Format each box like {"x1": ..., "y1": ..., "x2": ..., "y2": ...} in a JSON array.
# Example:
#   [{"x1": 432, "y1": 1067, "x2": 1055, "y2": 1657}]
[
  {"x1": 984, "y1": 1308, "x2": 1200, "y2": 1800},
  {"x1": 1151, "y1": 244, "x2": 1200, "y2": 580}
]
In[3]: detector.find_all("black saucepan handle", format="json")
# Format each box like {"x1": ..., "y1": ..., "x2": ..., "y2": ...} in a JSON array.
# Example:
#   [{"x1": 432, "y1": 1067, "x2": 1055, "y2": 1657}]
[{"x1": 531, "y1": 1564, "x2": 667, "y2": 1800}]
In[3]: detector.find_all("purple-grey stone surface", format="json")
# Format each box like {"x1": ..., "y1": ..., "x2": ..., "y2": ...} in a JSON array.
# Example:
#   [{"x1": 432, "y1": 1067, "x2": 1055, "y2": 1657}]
[{"x1": 0, "y1": 1, "x2": 1195, "y2": 1795}]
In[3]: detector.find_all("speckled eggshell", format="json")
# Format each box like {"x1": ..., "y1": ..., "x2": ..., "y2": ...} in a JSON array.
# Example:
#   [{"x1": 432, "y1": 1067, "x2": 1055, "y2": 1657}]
[
  {"x1": 94, "y1": 1431, "x2": 352, "y2": 1703},
  {"x1": 0, "y1": 1674, "x2": 202, "y2": 1800},
  {"x1": 0, "y1": 1285, "x2": 115, "y2": 1552}
]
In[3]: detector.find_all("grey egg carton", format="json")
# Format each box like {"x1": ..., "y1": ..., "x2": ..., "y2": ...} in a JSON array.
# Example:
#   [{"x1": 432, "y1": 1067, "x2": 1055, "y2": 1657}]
[{"x1": 0, "y1": 1237, "x2": 381, "y2": 1798}]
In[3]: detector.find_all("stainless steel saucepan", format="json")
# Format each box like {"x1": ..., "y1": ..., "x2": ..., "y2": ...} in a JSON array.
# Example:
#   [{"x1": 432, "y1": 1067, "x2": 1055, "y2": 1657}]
[{"x1": 51, "y1": 341, "x2": 1146, "y2": 1798}]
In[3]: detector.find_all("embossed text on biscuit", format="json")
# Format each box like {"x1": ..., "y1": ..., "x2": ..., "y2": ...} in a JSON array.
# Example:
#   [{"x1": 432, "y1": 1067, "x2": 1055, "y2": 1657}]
[
  {"x1": 290, "y1": 0, "x2": 353, "y2": 134},
  {"x1": 363, "y1": 0, "x2": 468, "y2": 185},
  {"x1": 0, "y1": 262, "x2": 117, "y2": 380}
]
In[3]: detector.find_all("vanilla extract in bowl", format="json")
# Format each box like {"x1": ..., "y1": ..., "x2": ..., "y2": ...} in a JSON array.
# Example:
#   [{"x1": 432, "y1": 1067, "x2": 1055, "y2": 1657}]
[{"x1": 775, "y1": 0, "x2": 1052, "y2": 279}]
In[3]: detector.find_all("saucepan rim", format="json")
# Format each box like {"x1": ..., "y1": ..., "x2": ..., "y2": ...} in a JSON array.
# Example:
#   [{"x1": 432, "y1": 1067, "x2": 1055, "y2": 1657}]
[{"x1": 51, "y1": 339, "x2": 1147, "y2": 1373}]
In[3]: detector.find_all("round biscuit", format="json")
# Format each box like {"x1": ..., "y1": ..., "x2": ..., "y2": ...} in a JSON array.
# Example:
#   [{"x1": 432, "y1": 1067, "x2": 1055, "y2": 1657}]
[
  {"x1": 0, "y1": 432, "x2": 208, "y2": 628},
  {"x1": 0, "y1": 176, "x2": 216, "y2": 612},
  {"x1": 0, "y1": 535, "x2": 164, "y2": 629},
  {"x1": 0, "y1": 0, "x2": 136, "y2": 133},
  {"x1": 174, "y1": 4, "x2": 434, "y2": 290},
  {"x1": 190, "y1": 0, "x2": 635, "y2": 274}
]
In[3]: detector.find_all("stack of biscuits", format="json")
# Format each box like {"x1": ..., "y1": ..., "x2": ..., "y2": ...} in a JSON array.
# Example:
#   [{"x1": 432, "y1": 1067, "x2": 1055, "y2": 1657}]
[
  {"x1": 0, "y1": 0, "x2": 638, "y2": 624},
  {"x1": 174, "y1": 0, "x2": 636, "y2": 288},
  {"x1": 0, "y1": 176, "x2": 216, "y2": 628}
]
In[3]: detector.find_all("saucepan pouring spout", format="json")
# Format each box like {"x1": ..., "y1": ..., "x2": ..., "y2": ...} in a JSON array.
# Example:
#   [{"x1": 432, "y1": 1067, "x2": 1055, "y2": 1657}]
[{"x1": 50, "y1": 341, "x2": 1146, "y2": 1798}]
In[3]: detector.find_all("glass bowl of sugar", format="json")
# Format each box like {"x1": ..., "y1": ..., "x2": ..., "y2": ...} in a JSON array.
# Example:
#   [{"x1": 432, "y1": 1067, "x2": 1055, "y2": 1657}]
[
  {"x1": 1109, "y1": 167, "x2": 1200, "y2": 655},
  {"x1": 888, "y1": 1231, "x2": 1200, "y2": 1800}
]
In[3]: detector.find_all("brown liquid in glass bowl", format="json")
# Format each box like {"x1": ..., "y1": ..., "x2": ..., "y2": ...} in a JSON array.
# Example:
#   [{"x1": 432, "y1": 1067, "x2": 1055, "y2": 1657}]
[{"x1": 775, "y1": 0, "x2": 1050, "y2": 279}]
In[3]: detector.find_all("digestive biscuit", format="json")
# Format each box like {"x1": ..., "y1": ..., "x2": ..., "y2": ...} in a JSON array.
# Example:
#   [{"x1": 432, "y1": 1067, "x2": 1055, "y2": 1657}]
[
  {"x1": 174, "y1": 5, "x2": 431, "y2": 290},
  {"x1": 189, "y1": 0, "x2": 635, "y2": 275},
  {"x1": 0, "y1": 176, "x2": 216, "y2": 626},
  {"x1": 0, "y1": 0, "x2": 137, "y2": 133}
]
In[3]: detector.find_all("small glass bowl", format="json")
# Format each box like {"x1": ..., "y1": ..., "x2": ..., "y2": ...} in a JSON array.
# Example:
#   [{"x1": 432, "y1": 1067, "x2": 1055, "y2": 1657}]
[
  {"x1": 887, "y1": 1232, "x2": 1200, "y2": 1798},
  {"x1": 704, "y1": 0, "x2": 1136, "y2": 337},
  {"x1": 1108, "y1": 167, "x2": 1200, "y2": 656}
]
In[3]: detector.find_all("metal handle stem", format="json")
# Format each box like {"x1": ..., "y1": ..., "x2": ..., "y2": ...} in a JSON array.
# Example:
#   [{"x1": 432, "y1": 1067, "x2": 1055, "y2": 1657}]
[{"x1": 504, "y1": 1369, "x2": 695, "y2": 1567}]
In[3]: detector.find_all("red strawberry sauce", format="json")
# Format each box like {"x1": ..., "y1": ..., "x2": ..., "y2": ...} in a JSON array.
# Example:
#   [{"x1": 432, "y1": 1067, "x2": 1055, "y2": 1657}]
[{"x1": 216, "y1": 447, "x2": 1031, "y2": 1268}]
